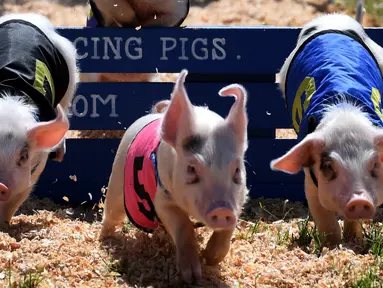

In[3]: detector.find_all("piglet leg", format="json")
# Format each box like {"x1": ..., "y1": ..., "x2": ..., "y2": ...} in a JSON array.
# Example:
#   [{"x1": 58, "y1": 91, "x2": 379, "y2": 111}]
[
  {"x1": 155, "y1": 191, "x2": 202, "y2": 284},
  {"x1": 304, "y1": 170, "x2": 341, "y2": 247},
  {"x1": 343, "y1": 220, "x2": 363, "y2": 242},
  {"x1": 202, "y1": 228, "x2": 234, "y2": 265},
  {"x1": 100, "y1": 143, "x2": 130, "y2": 238}
]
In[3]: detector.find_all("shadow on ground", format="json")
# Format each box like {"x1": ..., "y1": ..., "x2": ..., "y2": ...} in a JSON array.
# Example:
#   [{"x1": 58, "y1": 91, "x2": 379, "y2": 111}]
[
  {"x1": 100, "y1": 226, "x2": 231, "y2": 288},
  {"x1": 241, "y1": 197, "x2": 309, "y2": 223},
  {"x1": 16, "y1": 196, "x2": 104, "y2": 223}
]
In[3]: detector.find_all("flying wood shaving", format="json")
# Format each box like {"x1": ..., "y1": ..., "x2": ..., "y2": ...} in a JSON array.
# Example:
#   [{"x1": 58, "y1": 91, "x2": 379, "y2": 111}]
[
  {"x1": 63, "y1": 196, "x2": 69, "y2": 202},
  {"x1": 69, "y1": 175, "x2": 77, "y2": 182}
]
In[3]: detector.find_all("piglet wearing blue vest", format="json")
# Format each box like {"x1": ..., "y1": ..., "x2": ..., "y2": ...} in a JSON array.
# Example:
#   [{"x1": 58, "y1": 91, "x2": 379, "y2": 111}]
[
  {"x1": 270, "y1": 14, "x2": 383, "y2": 247},
  {"x1": 100, "y1": 70, "x2": 249, "y2": 284},
  {"x1": 0, "y1": 13, "x2": 79, "y2": 228}
]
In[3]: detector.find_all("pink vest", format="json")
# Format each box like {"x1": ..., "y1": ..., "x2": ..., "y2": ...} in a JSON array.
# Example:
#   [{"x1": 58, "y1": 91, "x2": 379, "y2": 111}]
[{"x1": 124, "y1": 118, "x2": 162, "y2": 232}]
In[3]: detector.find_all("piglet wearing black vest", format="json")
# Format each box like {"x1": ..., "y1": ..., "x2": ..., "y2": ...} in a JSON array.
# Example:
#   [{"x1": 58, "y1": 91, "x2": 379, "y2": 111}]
[{"x1": 0, "y1": 13, "x2": 79, "y2": 228}]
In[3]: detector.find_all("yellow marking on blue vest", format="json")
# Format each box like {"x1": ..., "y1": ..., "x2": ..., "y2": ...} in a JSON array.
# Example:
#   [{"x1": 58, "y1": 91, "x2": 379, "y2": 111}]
[
  {"x1": 33, "y1": 59, "x2": 55, "y2": 104},
  {"x1": 88, "y1": 7, "x2": 94, "y2": 19},
  {"x1": 292, "y1": 77, "x2": 316, "y2": 132},
  {"x1": 371, "y1": 87, "x2": 383, "y2": 121}
]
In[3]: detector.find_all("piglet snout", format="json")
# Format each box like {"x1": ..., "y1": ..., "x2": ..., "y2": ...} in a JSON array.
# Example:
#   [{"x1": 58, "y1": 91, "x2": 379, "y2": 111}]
[
  {"x1": 0, "y1": 183, "x2": 10, "y2": 202},
  {"x1": 206, "y1": 202, "x2": 236, "y2": 230},
  {"x1": 345, "y1": 194, "x2": 375, "y2": 220}
]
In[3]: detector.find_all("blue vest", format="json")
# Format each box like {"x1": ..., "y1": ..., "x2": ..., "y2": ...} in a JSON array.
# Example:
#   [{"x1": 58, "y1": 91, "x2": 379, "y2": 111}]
[{"x1": 285, "y1": 30, "x2": 383, "y2": 140}]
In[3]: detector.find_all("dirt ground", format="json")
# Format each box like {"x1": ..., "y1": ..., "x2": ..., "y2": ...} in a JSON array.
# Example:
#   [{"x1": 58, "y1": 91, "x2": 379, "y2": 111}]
[{"x1": 0, "y1": 0, "x2": 383, "y2": 287}]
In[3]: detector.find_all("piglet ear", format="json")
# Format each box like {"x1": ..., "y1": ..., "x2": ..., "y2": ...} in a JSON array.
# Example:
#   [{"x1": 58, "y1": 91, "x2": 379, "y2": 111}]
[
  {"x1": 27, "y1": 104, "x2": 69, "y2": 149},
  {"x1": 161, "y1": 69, "x2": 194, "y2": 148},
  {"x1": 219, "y1": 84, "x2": 248, "y2": 149},
  {"x1": 270, "y1": 132, "x2": 325, "y2": 174}
]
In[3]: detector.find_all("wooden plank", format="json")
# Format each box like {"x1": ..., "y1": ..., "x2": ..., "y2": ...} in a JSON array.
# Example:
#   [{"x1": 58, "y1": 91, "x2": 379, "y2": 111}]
[
  {"x1": 56, "y1": 27, "x2": 383, "y2": 74},
  {"x1": 69, "y1": 82, "x2": 292, "y2": 131},
  {"x1": 33, "y1": 138, "x2": 305, "y2": 206}
]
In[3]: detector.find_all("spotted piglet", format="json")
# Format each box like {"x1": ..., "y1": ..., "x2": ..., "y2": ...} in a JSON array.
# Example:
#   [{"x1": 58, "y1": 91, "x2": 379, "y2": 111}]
[
  {"x1": 270, "y1": 14, "x2": 383, "y2": 246},
  {"x1": 100, "y1": 69, "x2": 249, "y2": 283}
]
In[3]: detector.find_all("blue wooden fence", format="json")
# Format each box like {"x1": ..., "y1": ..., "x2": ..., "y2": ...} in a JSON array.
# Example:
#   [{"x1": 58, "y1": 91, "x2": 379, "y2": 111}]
[{"x1": 32, "y1": 26, "x2": 383, "y2": 206}]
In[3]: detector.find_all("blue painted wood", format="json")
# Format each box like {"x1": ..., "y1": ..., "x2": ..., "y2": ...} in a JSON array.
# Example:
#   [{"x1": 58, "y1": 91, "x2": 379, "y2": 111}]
[
  {"x1": 69, "y1": 82, "x2": 292, "y2": 131},
  {"x1": 33, "y1": 138, "x2": 305, "y2": 206},
  {"x1": 56, "y1": 27, "x2": 383, "y2": 74}
]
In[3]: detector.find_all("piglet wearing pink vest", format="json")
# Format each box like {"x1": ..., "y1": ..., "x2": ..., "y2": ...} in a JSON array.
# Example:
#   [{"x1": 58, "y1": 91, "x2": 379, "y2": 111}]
[{"x1": 100, "y1": 70, "x2": 249, "y2": 284}]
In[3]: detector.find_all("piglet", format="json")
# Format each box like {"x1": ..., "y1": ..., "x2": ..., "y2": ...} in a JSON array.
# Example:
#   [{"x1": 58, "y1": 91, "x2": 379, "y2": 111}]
[
  {"x1": 0, "y1": 13, "x2": 79, "y2": 227},
  {"x1": 88, "y1": 0, "x2": 190, "y2": 28},
  {"x1": 100, "y1": 69, "x2": 249, "y2": 283},
  {"x1": 270, "y1": 14, "x2": 383, "y2": 246},
  {"x1": 83, "y1": 0, "x2": 190, "y2": 83}
]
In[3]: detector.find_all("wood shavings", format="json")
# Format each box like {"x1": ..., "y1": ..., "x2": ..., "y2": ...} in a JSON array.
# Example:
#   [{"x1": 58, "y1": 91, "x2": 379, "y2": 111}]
[
  {"x1": 1, "y1": 0, "x2": 383, "y2": 286},
  {"x1": 0, "y1": 196, "x2": 380, "y2": 287}
]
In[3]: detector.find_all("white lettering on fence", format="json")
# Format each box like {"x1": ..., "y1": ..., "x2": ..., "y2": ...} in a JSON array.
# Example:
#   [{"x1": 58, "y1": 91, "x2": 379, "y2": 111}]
[
  {"x1": 71, "y1": 95, "x2": 88, "y2": 117},
  {"x1": 160, "y1": 37, "x2": 227, "y2": 60},
  {"x1": 69, "y1": 94, "x2": 119, "y2": 118},
  {"x1": 73, "y1": 36, "x2": 227, "y2": 61},
  {"x1": 73, "y1": 37, "x2": 143, "y2": 60},
  {"x1": 125, "y1": 37, "x2": 143, "y2": 60},
  {"x1": 102, "y1": 37, "x2": 122, "y2": 60},
  {"x1": 90, "y1": 94, "x2": 118, "y2": 118}
]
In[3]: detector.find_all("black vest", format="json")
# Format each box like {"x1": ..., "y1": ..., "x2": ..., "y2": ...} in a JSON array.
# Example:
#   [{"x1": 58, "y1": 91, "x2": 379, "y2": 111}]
[{"x1": 0, "y1": 19, "x2": 70, "y2": 122}]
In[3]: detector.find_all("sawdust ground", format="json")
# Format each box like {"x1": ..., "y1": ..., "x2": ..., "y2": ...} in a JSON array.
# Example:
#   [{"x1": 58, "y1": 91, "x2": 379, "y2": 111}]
[
  {"x1": 0, "y1": 0, "x2": 383, "y2": 287},
  {"x1": 0, "y1": 197, "x2": 382, "y2": 287}
]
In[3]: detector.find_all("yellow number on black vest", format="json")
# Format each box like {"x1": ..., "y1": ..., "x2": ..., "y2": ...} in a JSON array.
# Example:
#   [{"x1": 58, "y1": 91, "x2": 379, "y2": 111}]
[{"x1": 33, "y1": 59, "x2": 55, "y2": 104}]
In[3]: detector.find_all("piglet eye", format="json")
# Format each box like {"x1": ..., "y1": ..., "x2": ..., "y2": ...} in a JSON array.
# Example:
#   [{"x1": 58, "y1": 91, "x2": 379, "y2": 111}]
[
  {"x1": 320, "y1": 157, "x2": 337, "y2": 181},
  {"x1": 17, "y1": 147, "x2": 29, "y2": 167},
  {"x1": 233, "y1": 167, "x2": 241, "y2": 184},
  {"x1": 186, "y1": 165, "x2": 199, "y2": 184},
  {"x1": 371, "y1": 161, "x2": 380, "y2": 178}
]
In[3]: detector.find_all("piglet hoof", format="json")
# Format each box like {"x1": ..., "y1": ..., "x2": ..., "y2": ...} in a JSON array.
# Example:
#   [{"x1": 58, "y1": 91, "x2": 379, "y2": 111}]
[
  {"x1": 321, "y1": 232, "x2": 342, "y2": 249},
  {"x1": 202, "y1": 246, "x2": 229, "y2": 266},
  {"x1": 343, "y1": 220, "x2": 363, "y2": 243},
  {"x1": 99, "y1": 225, "x2": 116, "y2": 240},
  {"x1": 202, "y1": 231, "x2": 232, "y2": 266},
  {"x1": 177, "y1": 248, "x2": 202, "y2": 284}
]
